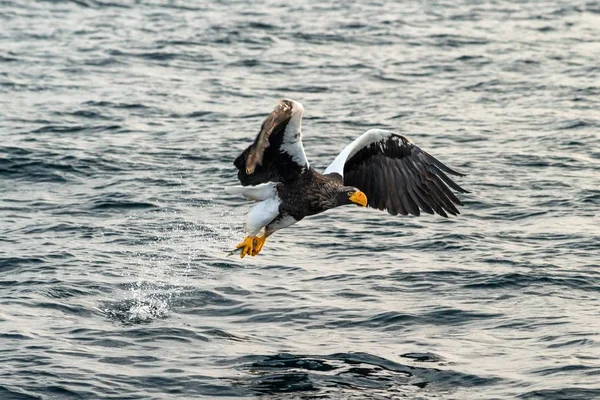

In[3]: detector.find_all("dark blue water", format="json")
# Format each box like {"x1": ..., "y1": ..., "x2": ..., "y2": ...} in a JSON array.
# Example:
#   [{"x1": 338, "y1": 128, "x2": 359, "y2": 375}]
[{"x1": 1, "y1": 1, "x2": 599, "y2": 399}]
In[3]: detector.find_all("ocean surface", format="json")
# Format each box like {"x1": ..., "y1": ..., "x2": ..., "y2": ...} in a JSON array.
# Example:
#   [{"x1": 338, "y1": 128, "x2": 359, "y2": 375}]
[{"x1": 1, "y1": 0, "x2": 599, "y2": 399}]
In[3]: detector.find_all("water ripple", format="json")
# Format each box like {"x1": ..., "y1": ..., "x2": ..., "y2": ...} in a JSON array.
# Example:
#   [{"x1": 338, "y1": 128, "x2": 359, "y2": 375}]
[{"x1": 1, "y1": 0, "x2": 598, "y2": 398}]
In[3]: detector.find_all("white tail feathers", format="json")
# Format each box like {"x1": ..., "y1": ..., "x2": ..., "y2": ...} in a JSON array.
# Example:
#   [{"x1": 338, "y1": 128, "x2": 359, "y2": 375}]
[{"x1": 224, "y1": 183, "x2": 277, "y2": 201}]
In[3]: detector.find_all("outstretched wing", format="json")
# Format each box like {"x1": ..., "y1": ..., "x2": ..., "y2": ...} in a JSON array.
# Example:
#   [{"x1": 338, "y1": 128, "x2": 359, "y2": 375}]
[
  {"x1": 234, "y1": 99, "x2": 309, "y2": 186},
  {"x1": 324, "y1": 129, "x2": 468, "y2": 217}
]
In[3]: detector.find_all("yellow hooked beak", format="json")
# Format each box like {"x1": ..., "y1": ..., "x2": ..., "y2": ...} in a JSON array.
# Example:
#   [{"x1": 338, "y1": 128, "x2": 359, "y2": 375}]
[{"x1": 349, "y1": 191, "x2": 368, "y2": 207}]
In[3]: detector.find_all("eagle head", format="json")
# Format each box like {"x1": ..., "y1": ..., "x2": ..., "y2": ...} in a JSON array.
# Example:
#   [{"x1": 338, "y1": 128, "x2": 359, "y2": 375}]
[{"x1": 336, "y1": 187, "x2": 368, "y2": 208}]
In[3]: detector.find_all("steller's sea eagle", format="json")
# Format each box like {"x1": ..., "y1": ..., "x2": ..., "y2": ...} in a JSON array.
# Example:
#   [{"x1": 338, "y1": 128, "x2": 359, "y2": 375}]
[{"x1": 226, "y1": 99, "x2": 468, "y2": 258}]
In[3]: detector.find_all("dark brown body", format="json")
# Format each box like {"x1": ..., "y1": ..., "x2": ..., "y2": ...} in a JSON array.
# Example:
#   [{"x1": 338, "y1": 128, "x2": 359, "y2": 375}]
[{"x1": 276, "y1": 168, "x2": 344, "y2": 219}]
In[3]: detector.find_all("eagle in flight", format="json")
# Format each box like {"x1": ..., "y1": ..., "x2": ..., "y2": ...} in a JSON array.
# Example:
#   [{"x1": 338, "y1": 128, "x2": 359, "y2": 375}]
[{"x1": 227, "y1": 99, "x2": 468, "y2": 258}]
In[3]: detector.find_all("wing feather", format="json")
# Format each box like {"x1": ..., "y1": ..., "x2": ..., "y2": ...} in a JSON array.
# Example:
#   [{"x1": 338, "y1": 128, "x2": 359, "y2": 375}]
[
  {"x1": 427, "y1": 163, "x2": 468, "y2": 196},
  {"x1": 399, "y1": 159, "x2": 421, "y2": 216},
  {"x1": 234, "y1": 99, "x2": 309, "y2": 186},
  {"x1": 406, "y1": 170, "x2": 435, "y2": 215},
  {"x1": 389, "y1": 162, "x2": 409, "y2": 216},
  {"x1": 390, "y1": 159, "x2": 417, "y2": 216},
  {"x1": 381, "y1": 158, "x2": 398, "y2": 215},
  {"x1": 325, "y1": 129, "x2": 468, "y2": 217},
  {"x1": 405, "y1": 156, "x2": 458, "y2": 215}
]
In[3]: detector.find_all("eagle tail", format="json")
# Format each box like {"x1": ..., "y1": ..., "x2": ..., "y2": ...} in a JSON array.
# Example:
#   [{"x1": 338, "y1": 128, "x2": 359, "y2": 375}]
[{"x1": 225, "y1": 183, "x2": 277, "y2": 201}]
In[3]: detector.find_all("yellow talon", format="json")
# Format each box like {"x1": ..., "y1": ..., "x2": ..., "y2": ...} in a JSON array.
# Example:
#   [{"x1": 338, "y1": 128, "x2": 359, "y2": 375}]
[
  {"x1": 235, "y1": 236, "x2": 254, "y2": 258},
  {"x1": 250, "y1": 235, "x2": 267, "y2": 256}
]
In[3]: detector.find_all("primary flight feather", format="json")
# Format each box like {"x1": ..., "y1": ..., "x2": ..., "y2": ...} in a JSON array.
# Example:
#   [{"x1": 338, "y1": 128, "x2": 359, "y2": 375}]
[{"x1": 227, "y1": 99, "x2": 468, "y2": 258}]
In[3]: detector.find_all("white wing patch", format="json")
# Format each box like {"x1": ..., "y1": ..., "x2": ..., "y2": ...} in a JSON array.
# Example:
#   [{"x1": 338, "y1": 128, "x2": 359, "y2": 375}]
[
  {"x1": 280, "y1": 100, "x2": 310, "y2": 168},
  {"x1": 324, "y1": 129, "x2": 395, "y2": 176}
]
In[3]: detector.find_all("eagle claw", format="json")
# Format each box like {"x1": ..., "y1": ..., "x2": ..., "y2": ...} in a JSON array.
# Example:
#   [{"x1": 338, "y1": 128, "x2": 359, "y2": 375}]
[
  {"x1": 235, "y1": 236, "x2": 254, "y2": 258},
  {"x1": 250, "y1": 235, "x2": 267, "y2": 256}
]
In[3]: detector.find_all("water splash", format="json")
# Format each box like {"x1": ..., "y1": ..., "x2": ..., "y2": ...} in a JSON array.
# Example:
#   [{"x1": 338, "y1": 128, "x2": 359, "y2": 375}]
[{"x1": 97, "y1": 197, "x2": 242, "y2": 324}]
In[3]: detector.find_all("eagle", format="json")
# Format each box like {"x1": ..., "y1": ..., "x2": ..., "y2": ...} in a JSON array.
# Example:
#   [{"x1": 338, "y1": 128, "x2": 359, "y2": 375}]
[{"x1": 226, "y1": 99, "x2": 468, "y2": 258}]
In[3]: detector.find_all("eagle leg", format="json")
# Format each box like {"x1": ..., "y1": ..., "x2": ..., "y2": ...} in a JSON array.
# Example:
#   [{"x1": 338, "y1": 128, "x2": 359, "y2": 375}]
[
  {"x1": 250, "y1": 235, "x2": 268, "y2": 257},
  {"x1": 235, "y1": 236, "x2": 255, "y2": 258}
]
